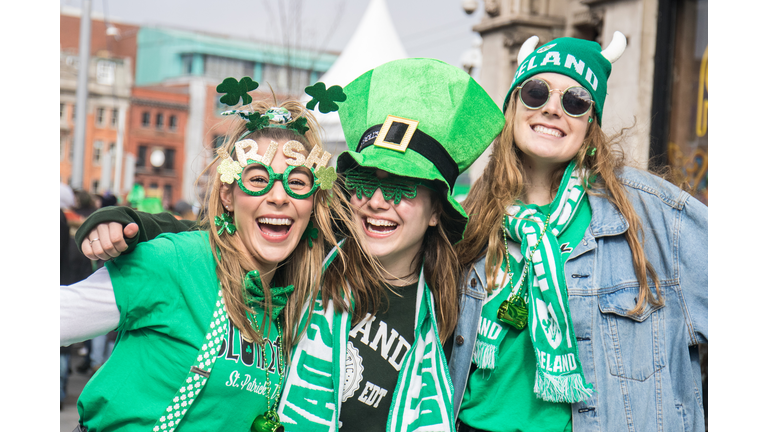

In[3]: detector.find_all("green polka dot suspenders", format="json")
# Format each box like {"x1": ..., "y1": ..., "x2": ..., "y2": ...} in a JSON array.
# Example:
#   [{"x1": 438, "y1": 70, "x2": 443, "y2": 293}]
[{"x1": 152, "y1": 289, "x2": 227, "y2": 432}]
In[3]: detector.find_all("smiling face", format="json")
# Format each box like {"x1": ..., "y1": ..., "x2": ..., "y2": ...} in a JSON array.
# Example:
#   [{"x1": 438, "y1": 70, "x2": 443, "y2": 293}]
[
  {"x1": 513, "y1": 72, "x2": 592, "y2": 170},
  {"x1": 349, "y1": 170, "x2": 439, "y2": 276},
  {"x1": 220, "y1": 137, "x2": 314, "y2": 273}
]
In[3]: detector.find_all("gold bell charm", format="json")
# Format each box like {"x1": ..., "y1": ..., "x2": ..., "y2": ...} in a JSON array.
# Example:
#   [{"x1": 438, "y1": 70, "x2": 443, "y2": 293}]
[
  {"x1": 497, "y1": 294, "x2": 528, "y2": 330},
  {"x1": 252, "y1": 410, "x2": 284, "y2": 432}
]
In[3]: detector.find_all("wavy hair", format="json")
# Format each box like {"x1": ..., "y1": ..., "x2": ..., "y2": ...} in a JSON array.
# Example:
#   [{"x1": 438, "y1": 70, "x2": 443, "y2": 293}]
[
  {"x1": 197, "y1": 98, "x2": 375, "y2": 353},
  {"x1": 458, "y1": 89, "x2": 663, "y2": 316}
]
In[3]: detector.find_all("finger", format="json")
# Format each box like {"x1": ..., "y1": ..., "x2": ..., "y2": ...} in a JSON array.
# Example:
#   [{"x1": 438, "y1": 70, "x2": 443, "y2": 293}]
[
  {"x1": 81, "y1": 238, "x2": 97, "y2": 261},
  {"x1": 123, "y1": 223, "x2": 139, "y2": 239},
  {"x1": 106, "y1": 222, "x2": 129, "y2": 254},
  {"x1": 88, "y1": 227, "x2": 110, "y2": 261},
  {"x1": 97, "y1": 223, "x2": 123, "y2": 259}
]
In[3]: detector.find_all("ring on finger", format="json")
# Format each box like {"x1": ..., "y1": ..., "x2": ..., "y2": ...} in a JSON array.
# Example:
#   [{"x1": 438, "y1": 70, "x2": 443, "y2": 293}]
[{"x1": 89, "y1": 238, "x2": 100, "y2": 244}]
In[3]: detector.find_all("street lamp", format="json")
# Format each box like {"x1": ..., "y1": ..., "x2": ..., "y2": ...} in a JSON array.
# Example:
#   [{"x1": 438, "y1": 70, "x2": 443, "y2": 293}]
[{"x1": 462, "y1": 0, "x2": 478, "y2": 14}]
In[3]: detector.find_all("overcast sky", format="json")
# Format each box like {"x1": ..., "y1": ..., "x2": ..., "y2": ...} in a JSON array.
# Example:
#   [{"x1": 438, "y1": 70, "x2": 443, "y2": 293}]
[{"x1": 59, "y1": 0, "x2": 484, "y2": 69}]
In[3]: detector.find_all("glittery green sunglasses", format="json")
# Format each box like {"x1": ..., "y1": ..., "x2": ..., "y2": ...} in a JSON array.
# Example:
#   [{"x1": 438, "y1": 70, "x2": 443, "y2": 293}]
[
  {"x1": 237, "y1": 160, "x2": 319, "y2": 200},
  {"x1": 344, "y1": 168, "x2": 430, "y2": 205}
]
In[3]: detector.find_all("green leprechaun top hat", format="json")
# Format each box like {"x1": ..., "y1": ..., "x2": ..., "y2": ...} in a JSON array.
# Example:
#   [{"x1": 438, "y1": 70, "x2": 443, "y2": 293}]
[
  {"x1": 336, "y1": 58, "x2": 505, "y2": 244},
  {"x1": 503, "y1": 31, "x2": 627, "y2": 124}
]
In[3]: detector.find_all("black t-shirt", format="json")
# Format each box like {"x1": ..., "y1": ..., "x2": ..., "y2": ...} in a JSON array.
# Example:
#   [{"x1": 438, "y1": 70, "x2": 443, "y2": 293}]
[{"x1": 339, "y1": 282, "x2": 418, "y2": 431}]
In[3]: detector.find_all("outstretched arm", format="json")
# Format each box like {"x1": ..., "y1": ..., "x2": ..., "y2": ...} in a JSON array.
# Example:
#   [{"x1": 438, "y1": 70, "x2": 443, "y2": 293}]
[
  {"x1": 75, "y1": 206, "x2": 198, "y2": 260},
  {"x1": 60, "y1": 267, "x2": 119, "y2": 346}
]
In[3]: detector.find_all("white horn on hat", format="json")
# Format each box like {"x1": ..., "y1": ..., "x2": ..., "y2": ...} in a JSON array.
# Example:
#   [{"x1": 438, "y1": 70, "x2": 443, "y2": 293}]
[
  {"x1": 517, "y1": 36, "x2": 540, "y2": 65},
  {"x1": 601, "y1": 31, "x2": 627, "y2": 64}
]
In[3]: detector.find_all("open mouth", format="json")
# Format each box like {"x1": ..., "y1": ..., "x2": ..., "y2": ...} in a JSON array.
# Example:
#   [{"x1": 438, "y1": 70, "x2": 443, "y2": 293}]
[
  {"x1": 532, "y1": 124, "x2": 565, "y2": 138},
  {"x1": 257, "y1": 217, "x2": 293, "y2": 238},
  {"x1": 365, "y1": 217, "x2": 398, "y2": 235}
]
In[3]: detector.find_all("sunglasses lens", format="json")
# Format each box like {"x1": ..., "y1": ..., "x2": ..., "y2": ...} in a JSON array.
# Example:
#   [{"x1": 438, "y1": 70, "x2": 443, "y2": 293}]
[
  {"x1": 562, "y1": 87, "x2": 593, "y2": 116},
  {"x1": 520, "y1": 79, "x2": 549, "y2": 109}
]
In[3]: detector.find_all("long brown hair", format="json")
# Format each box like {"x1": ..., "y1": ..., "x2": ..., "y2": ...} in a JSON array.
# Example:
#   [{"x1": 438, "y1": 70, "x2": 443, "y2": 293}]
[
  {"x1": 322, "y1": 183, "x2": 462, "y2": 344},
  {"x1": 458, "y1": 89, "x2": 663, "y2": 315}
]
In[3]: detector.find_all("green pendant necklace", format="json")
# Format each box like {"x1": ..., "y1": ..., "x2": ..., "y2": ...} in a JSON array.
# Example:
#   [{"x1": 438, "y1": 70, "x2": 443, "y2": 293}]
[
  {"x1": 497, "y1": 213, "x2": 551, "y2": 330},
  {"x1": 250, "y1": 317, "x2": 286, "y2": 432}
]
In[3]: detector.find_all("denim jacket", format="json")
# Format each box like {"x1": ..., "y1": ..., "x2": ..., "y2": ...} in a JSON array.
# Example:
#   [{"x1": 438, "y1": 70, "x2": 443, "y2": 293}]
[{"x1": 449, "y1": 167, "x2": 708, "y2": 432}]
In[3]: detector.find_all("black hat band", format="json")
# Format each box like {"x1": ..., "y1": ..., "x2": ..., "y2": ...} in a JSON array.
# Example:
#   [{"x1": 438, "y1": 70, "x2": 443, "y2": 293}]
[{"x1": 356, "y1": 122, "x2": 459, "y2": 189}]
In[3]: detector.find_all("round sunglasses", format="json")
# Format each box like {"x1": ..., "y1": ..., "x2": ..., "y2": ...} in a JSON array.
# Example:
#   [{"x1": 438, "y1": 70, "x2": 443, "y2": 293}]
[
  {"x1": 517, "y1": 78, "x2": 594, "y2": 118},
  {"x1": 236, "y1": 160, "x2": 318, "y2": 200}
]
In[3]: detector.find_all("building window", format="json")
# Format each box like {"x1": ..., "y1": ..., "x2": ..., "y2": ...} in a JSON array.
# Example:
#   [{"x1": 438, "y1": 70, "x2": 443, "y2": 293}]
[
  {"x1": 96, "y1": 60, "x2": 116, "y2": 85},
  {"x1": 182, "y1": 54, "x2": 194, "y2": 75},
  {"x1": 72, "y1": 104, "x2": 76, "y2": 120},
  {"x1": 203, "y1": 55, "x2": 255, "y2": 82},
  {"x1": 111, "y1": 108, "x2": 119, "y2": 128},
  {"x1": 156, "y1": 113, "x2": 164, "y2": 129},
  {"x1": 60, "y1": 136, "x2": 66, "y2": 161},
  {"x1": 109, "y1": 142, "x2": 117, "y2": 169},
  {"x1": 169, "y1": 115, "x2": 177, "y2": 131},
  {"x1": 137, "y1": 145, "x2": 147, "y2": 167},
  {"x1": 262, "y1": 64, "x2": 312, "y2": 94},
  {"x1": 92, "y1": 180, "x2": 100, "y2": 194},
  {"x1": 165, "y1": 149, "x2": 176, "y2": 170},
  {"x1": 142, "y1": 111, "x2": 151, "y2": 127},
  {"x1": 96, "y1": 107, "x2": 106, "y2": 127},
  {"x1": 93, "y1": 140, "x2": 103, "y2": 165},
  {"x1": 60, "y1": 103, "x2": 65, "y2": 119}
]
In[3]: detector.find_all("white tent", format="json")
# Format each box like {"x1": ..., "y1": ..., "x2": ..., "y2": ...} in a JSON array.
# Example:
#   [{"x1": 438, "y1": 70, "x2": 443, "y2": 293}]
[{"x1": 307, "y1": 0, "x2": 408, "y2": 152}]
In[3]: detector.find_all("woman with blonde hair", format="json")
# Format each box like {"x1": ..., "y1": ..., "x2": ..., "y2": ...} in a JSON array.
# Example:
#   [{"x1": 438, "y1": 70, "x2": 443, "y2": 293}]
[
  {"x1": 60, "y1": 83, "x2": 375, "y2": 432},
  {"x1": 449, "y1": 33, "x2": 708, "y2": 432}
]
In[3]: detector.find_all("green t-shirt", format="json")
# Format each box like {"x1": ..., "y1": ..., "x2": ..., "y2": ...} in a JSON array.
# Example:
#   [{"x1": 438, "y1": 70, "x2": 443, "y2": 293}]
[
  {"x1": 79, "y1": 230, "x2": 284, "y2": 432},
  {"x1": 459, "y1": 200, "x2": 591, "y2": 432}
]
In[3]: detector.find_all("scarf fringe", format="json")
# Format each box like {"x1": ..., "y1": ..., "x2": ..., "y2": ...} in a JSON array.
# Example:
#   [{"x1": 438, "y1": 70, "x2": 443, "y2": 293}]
[
  {"x1": 472, "y1": 340, "x2": 498, "y2": 370},
  {"x1": 534, "y1": 369, "x2": 594, "y2": 403}
]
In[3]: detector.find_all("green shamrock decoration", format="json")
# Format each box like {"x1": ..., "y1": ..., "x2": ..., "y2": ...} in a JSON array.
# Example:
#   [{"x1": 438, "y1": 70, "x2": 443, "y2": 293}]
[
  {"x1": 217, "y1": 77, "x2": 259, "y2": 106},
  {"x1": 315, "y1": 166, "x2": 338, "y2": 191},
  {"x1": 217, "y1": 157, "x2": 243, "y2": 184},
  {"x1": 301, "y1": 220, "x2": 319, "y2": 248},
  {"x1": 214, "y1": 212, "x2": 237, "y2": 236},
  {"x1": 287, "y1": 116, "x2": 309, "y2": 135},
  {"x1": 305, "y1": 82, "x2": 347, "y2": 114},
  {"x1": 245, "y1": 112, "x2": 270, "y2": 131}
]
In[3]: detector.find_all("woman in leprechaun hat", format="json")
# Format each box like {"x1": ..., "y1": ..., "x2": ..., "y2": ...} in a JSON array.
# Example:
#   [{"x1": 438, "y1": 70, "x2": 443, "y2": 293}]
[
  {"x1": 276, "y1": 58, "x2": 504, "y2": 432},
  {"x1": 60, "y1": 87, "x2": 381, "y2": 431},
  {"x1": 451, "y1": 32, "x2": 708, "y2": 432}
]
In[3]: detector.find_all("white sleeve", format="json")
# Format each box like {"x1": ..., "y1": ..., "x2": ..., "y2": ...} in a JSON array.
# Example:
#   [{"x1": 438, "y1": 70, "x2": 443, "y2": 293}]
[{"x1": 60, "y1": 266, "x2": 121, "y2": 347}]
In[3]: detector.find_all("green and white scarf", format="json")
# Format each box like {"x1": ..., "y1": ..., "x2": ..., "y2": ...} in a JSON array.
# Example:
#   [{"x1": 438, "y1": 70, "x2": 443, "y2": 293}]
[
  {"x1": 277, "y1": 263, "x2": 455, "y2": 432},
  {"x1": 473, "y1": 160, "x2": 593, "y2": 403}
]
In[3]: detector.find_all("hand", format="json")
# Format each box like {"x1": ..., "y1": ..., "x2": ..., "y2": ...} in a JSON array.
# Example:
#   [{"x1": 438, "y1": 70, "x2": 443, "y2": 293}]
[{"x1": 81, "y1": 222, "x2": 139, "y2": 261}]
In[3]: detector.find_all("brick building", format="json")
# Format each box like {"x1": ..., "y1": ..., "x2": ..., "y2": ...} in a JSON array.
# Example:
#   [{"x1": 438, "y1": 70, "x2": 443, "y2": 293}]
[
  {"x1": 60, "y1": 8, "x2": 138, "y2": 196},
  {"x1": 126, "y1": 86, "x2": 189, "y2": 208}
]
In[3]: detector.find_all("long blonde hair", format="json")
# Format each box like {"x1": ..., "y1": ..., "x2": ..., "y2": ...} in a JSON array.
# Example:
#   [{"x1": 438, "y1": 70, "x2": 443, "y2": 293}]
[
  {"x1": 458, "y1": 89, "x2": 663, "y2": 315},
  {"x1": 197, "y1": 99, "x2": 362, "y2": 350}
]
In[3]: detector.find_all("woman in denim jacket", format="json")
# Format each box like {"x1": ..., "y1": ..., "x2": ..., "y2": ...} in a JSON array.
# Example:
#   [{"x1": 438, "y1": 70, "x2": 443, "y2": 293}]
[{"x1": 449, "y1": 32, "x2": 707, "y2": 432}]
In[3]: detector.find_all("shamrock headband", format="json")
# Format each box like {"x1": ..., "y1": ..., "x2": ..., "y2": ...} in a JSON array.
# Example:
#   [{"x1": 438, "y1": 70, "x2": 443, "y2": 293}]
[
  {"x1": 503, "y1": 31, "x2": 627, "y2": 124},
  {"x1": 216, "y1": 139, "x2": 337, "y2": 195},
  {"x1": 216, "y1": 77, "x2": 347, "y2": 139}
]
